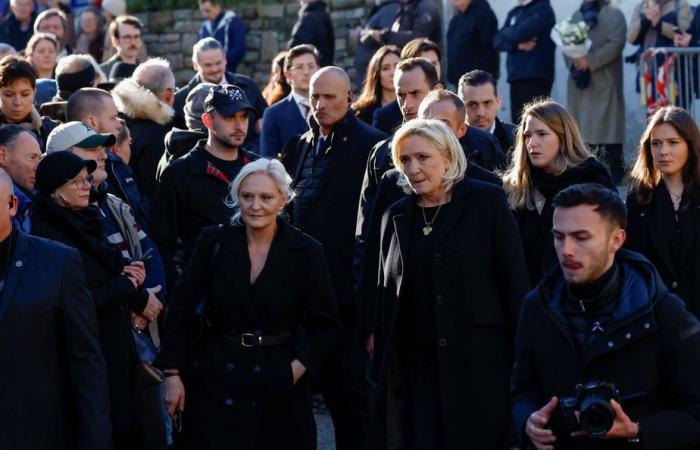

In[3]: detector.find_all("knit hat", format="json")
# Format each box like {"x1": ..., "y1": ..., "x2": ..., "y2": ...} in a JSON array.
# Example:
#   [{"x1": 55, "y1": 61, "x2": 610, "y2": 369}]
[
  {"x1": 102, "y1": 0, "x2": 127, "y2": 17},
  {"x1": 184, "y1": 82, "x2": 216, "y2": 130},
  {"x1": 35, "y1": 151, "x2": 97, "y2": 196}
]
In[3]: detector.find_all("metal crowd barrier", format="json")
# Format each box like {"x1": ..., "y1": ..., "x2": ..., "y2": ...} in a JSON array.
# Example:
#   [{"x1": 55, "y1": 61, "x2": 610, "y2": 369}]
[{"x1": 638, "y1": 46, "x2": 700, "y2": 117}]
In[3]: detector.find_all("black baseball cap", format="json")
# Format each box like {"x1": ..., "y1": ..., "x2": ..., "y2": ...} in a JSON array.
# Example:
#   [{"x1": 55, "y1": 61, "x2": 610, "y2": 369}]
[
  {"x1": 36, "y1": 151, "x2": 97, "y2": 196},
  {"x1": 204, "y1": 84, "x2": 257, "y2": 117}
]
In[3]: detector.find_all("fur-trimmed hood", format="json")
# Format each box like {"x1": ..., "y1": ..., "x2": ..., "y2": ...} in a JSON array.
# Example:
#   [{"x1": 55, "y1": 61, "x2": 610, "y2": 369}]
[{"x1": 112, "y1": 78, "x2": 174, "y2": 126}]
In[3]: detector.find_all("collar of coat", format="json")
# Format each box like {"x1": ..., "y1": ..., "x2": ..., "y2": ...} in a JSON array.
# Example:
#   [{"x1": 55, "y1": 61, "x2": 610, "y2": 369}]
[
  {"x1": 306, "y1": 109, "x2": 357, "y2": 144},
  {"x1": 218, "y1": 217, "x2": 311, "y2": 255},
  {"x1": 0, "y1": 107, "x2": 43, "y2": 132},
  {"x1": 112, "y1": 78, "x2": 175, "y2": 126},
  {"x1": 186, "y1": 71, "x2": 239, "y2": 91},
  {"x1": 204, "y1": 10, "x2": 237, "y2": 35}
]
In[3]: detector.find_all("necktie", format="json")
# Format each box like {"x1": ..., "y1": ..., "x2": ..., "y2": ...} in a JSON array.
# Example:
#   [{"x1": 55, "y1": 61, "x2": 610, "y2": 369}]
[
  {"x1": 300, "y1": 101, "x2": 311, "y2": 120},
  {"x1": 316, "y1": 136, "x2": 326, "y2": 155}
]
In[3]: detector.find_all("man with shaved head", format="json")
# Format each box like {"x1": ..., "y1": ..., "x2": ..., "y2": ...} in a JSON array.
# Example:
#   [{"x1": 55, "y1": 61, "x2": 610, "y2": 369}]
[
  {"x1": 0, "y1": 167, "x2": 112, "y2": 449},
  {"x1": 282, "y1": 66, "x2": 386, "y2": 450}
]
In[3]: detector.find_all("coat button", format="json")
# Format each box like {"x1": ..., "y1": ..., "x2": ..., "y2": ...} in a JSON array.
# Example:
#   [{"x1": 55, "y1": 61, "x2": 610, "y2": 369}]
[
  {"x1": 607, "y1": 341, "x2": 614, "y2": 348},
  {"x1": 15, "y1": 260, "x2": 22, "y2": 267},
  {"x1": 671, "y1": 281, "x2": 678, "y2": 289},
  {"x1": 225, "y1": 398, "x2": 234, "y2": 406},
  {"x1": 225, "y1": 362, "x2": 235, "y2": 370},
  {"x1": 436, "y1": 295, "x2": 444, "y2": 305},
  {"x1": 433, "y1": 253, "x2": 441, "y2": 263},
  {"x1": 438, "y1": 338, "x2": 447, "y2": 347},
  {"x1": 625, "y1": 332, "x2": 631, "y2": 340},
  {"x1": 644, "y1": 322, "x2": 650, "y2": 329},
  {"x1": 252, "y1": 365, "x2": 262, "y2": 374}
]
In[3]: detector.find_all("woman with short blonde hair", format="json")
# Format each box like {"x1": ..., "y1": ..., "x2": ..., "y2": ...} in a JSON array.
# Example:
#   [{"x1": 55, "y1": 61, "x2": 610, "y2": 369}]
[
  {"x1": 502, "y1": 99, "x2": 616, "y2": 285},
  {"x1": 369, "y1": 118, "x2": 530, "y2": 449}
]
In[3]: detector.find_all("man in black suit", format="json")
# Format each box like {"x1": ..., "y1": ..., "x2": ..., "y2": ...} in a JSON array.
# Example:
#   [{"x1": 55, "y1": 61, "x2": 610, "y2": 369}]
[
  {"x1": 459, "y1": 69, "x2": 518, "y2": 158},
  {"x1": 0, "y1": 168, "x2": 111, "y2": 450},
  {"x1": 283, "y1": 66, "x2": 386, "y2": 450}
]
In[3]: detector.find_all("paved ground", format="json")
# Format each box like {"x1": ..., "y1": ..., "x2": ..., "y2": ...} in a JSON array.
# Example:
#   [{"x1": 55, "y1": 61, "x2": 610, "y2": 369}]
[{"x1": 315, "y1": 408, "x2": 336, "y2": 450}]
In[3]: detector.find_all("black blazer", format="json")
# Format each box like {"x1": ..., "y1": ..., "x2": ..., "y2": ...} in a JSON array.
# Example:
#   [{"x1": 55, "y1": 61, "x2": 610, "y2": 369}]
[
  {"x1": 157, "y1": 220, "x2": 341, "y2": 448},
  {"x1": 459, "y1": 125, "x2": 507, "y2": 172},
  {"x1": 369, "y1": 178, "x2": 530, "y2": 449},
  {"x1": 285, "y1": 111, "x2": 386, "y2": 306},
  {"x1": 625, "y1": 185, "x2": 700, "y2": 318},
  {"x1": 371, "y1": 100, "x2": 403, "y2": 135},
  {"x1": 0, "y1": 232, "x2": 111, "y2": 450}
]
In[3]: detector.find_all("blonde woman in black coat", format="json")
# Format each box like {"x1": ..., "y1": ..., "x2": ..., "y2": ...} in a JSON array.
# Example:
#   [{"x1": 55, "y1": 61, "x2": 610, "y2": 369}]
[
  {"x1": 369, "y1": 118, "x2": 530, "y2": 450},
  {"x1": 157, "y1": 158, "x2": 340, "y2": 450}
]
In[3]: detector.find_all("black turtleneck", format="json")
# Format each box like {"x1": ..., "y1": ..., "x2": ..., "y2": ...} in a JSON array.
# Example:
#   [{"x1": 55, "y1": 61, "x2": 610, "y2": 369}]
[{"x1": 564, "y1": 262, "x2": 621, "y2": 350}]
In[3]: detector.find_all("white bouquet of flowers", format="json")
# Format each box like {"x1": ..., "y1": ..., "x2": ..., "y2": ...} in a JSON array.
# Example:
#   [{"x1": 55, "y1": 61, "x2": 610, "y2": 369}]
[{"x1": 551, "y1": 19, "x2": 591, "y2": 59}]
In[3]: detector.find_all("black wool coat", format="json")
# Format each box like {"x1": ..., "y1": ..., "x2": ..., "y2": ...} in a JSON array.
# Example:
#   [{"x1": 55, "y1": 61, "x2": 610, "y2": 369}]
[
  {"x1": 369, "y1": 179, "x2": 530, "y2": 450},
  {"x1": 156, "y1": 220, "x2": 341, "y2": 450},
  {"x1": 625, "y1": 185, "x2": 700, "y2": 318},
  {"x1": 0, "y1": 232, "x2": 112, "y2": 450},
  {"x1": 31, "y1": 197, "x2": 140, "y2": 433},
  {"x1": 512, "y1": 250, "x2": 700, "y2": 449},
  {"x1": 446, "y1": 0, "x2": 499, "y2": 84},
  {"x1": 283, "y1": 110, "x2": 386, "y2": 307},
  {"x1": 287, "y1": 1, "x2": 335, "y2": 67}
]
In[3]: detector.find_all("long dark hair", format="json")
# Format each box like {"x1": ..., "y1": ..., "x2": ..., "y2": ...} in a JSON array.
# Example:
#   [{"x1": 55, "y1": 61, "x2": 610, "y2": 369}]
[
  {"x1": 352, "y1": 45, "x2": 400, "y2": 116},
  {"x1": 630, "y1": 106, "x2": 700, "y2": 204},
  {"x1": 262, "y1": 51, "x2": 291, "y2": 106}
]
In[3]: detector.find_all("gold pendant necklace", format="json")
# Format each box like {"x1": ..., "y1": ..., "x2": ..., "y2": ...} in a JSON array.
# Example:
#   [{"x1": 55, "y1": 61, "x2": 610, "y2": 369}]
[{"x1": 421, "y1": 203, "x2": 443, "y2": 236}]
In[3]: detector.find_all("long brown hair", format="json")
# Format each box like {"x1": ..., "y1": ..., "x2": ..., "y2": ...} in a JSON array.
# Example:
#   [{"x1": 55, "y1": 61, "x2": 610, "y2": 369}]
[
  {"x1": 630, "y1": 106, "x2": 700, "y2": 204},
  {"x1": 352, "y1": 45, "x2": 400, "y2": 116},
  {"x1": 502, "y1": 99, "x2": 594, "y2": 210},
  {"x1": 261, "y1": 51, "x2": 291, "y2": 106}
]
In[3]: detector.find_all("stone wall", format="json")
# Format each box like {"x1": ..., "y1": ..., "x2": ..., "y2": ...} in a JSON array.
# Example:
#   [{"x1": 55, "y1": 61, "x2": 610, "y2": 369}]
[{"x1": 135, "y1": 0, "x2": 370, "y2": 89}]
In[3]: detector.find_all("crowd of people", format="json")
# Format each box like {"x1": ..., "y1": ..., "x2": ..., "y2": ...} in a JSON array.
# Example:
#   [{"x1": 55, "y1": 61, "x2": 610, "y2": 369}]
[{"x1": 2, "y1": 0, "x2": 700, "y2": 450}]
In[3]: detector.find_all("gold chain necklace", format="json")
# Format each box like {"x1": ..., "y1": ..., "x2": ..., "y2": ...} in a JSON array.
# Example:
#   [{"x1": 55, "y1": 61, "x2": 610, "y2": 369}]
[{"x1": 421, "y1": 203, "x2": 443, "y2": 236}]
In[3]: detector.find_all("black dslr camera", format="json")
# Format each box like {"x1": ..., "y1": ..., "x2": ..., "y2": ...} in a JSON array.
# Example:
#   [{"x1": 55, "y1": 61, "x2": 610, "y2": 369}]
[{"x1": 559, "y1": 381, "x2": 621, "y2": 437}]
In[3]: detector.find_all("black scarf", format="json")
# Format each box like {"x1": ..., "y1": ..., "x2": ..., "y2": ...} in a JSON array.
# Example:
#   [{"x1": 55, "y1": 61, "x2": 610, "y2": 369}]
[
  {"x1": 32, "y1": 193, "x2": 125, "y2": 274},
  {"x1": 530, "y1": 157, "x2": 613, "y2": 201}
]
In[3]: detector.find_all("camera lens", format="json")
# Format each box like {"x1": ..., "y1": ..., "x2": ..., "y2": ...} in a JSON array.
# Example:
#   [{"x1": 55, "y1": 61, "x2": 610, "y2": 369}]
[{"x1": 579, "y1": 396, "x2": 616, "y2": 436}]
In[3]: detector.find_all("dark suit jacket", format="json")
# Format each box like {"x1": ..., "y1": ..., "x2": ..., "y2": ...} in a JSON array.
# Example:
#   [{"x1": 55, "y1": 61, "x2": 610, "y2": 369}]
[
  {"x1": 493, "y1": 117, "x2": 517, "y2": 158},
  {"x1": 369, "y1": 178, "x2": 530, "y2": 449},
  {"x1": 260, "y1": 93, "x2": 309, "y2": 158},
  {"x1": 459, "y1": 125, "x2": 507, "y2": 172},
  {"x1": 284, "y1": 111, "x2": 386, "y2": 306},
  {"x1": 371, "y1": 100, "x2": 403, "y2": 135},
  {"x1": 0, "y1": 232, "x2": 111, "y2": 450}
]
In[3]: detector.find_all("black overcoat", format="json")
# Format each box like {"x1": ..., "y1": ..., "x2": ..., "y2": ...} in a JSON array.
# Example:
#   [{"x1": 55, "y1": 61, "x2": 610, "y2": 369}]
[
  {"x1": 512, "y1": 250, "x2": 700, "y2": 449},
  {"x1": 369, "y1": 179, "x2": 530, "y2": 449},
  {"x1": 284, "y1": 111, "x2": 386, "y2": 307},
  {"x1": 0, "y1": 232, "x2": 112, "y2": 450},
  {"x1": 625, "y1": 185, "x2": 700, "y2": 318},
  {"x1": 156, "y1": 220, "x2": 341, "y2": 450}
]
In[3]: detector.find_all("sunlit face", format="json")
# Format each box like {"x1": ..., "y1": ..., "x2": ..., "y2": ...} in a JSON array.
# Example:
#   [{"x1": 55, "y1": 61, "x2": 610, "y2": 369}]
[
  {"x1": 419, "y1": 100, "x2": 467, "y2": 139},
  {"x1": 54, "y1": 167, "x2": 92, "y2": 210},
  {"x1": 461, "y1": 82, "x2": 501, "y2": 131},
  {"x1": 285, "y1": 52, "x2": 318, "y2": 94},
  {"x1": 0, "y1": 177, "x2": 16, "y2": 238},
  {"x1": 238, "y1": 172, "x2": 285, "y2": 230},
  {"x1": 553, "y1": 204, "x2": 625, "y2": 286},
  {"x1": 70, "y1": 147, "x2": 107, "y2": 185},
  {"x1": 199, "y1": 0, "x2": 222, "y2": 21},
  {"x1": 419, "y1": 50, "x2": 441, "y2": 81},
  {"x1": 395, "y1": 67, "x2": 432, "y2": 121},
  {"x1": 397, "y1": 134, "x2": 451, "y2": 198},
  {"x1": 30, "y1": 39, "x2": 58, "y2": 75},
  {"x1": 113, "y1": 133, "x2": 132, "y2": 165},
  {"x1": 195, "y1": 48, "x2": 227, "y2": 84},
  {"x1": 90, "y1": 97, "x2": 121, "y2": 135},
  {"x1": 310, "y1": 73, "x2": 351, "y2": 132},
  {"x1": 650, "y1": 123, "x2": 690, "y2": 180},
  {"x1": 205, "y1": 110, "x2": 249, "y2": 149},
  {"x1": 38, "y1": 15, "x2": 65, "y2": 41},
  {"x1": 115, "y1": 23, "x2": 142, "y2": 60},
  {"x1": 0, "y1": 78, "x2": 35, "y2": 123},
  {"x1": 524, "y1": 115, "x2": 561, "y2": 174},
  {"x1": 379, "y1": 52, "x2": 399, "y2": 93},
  {"x1": 451, "y1": 0, "x2": 471, "y2": 12},
  {"x1": 2, "y1": 131, "x2": 41, "y2": 192}
]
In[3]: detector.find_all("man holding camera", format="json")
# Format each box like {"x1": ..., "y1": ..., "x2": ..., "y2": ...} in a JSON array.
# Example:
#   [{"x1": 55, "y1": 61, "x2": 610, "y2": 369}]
[{"x1": 512, "y1": 183, "x2": 700, "y2": 450}]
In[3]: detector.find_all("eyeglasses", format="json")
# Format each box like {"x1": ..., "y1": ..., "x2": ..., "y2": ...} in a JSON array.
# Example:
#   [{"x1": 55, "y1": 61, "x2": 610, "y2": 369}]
[
  {"x1": 72, "y1": 174, "x2": 93, "y2": 189},
  {"x1": 290, "y1": 63, "x2": 318, "y2": 72},
  {"x1": 119, "y1": 34, "x2": 141, "y2": 41}
]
